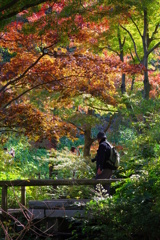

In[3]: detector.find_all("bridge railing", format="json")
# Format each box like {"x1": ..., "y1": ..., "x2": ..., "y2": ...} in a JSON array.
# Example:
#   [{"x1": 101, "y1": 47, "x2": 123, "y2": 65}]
[{"x1": 0, "y1": 179, "x2": 123, "y2": 217}]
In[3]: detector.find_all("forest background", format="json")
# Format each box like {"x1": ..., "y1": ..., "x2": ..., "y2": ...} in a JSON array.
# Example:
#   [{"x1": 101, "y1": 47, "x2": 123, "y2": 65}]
[{"x1": 0, "y1": 0, "x2": 160, "y2": 239}]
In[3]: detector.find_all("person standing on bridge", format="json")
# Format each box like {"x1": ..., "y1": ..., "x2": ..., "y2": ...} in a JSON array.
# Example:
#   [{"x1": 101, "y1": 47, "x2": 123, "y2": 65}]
[{"x1": 92, "y1": 131, "x2": 113, "y2": 194}]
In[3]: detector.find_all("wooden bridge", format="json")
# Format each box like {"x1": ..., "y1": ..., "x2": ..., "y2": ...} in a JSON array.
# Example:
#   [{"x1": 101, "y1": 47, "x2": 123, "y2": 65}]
[{"x1": 0, "y1": 179, "x2": 123, "y2": 218}]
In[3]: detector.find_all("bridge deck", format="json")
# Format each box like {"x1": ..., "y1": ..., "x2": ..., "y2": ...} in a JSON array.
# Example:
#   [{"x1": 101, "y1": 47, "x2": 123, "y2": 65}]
[{"x1": 29, "y1": 199, "x2": 90, "y2": 219}]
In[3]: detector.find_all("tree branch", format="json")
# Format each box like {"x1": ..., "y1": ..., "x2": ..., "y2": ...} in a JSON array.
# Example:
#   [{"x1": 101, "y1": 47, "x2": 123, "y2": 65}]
[
  {"x1": 99, "y1": 46, "x2": 120, "y2": 57},
  {"x1": 90, "y1": 115, "x2": 114, "y2": 142},
  {"x1": 122, "y1": 36, "x2": 126, "y2": 47},
  {"x1": 0, "y1": 129, "x2": 23, "y2": 134},
  {"x1": 87, "y1": 104, "x2": 118, "y2": 113},
  {"x1": 1, "y1": 74, "x2": 86, "y2": 109},
  {"x1": 129, "y1": 49, "x2": 136, "y2": 63},
  {"x1": 0, "y1": 43, "x2": 72, "y2": 95},
  {"x1": 130, "y1": 16, "x2": 142, "y2": 38},
  {"x1": 67, "y1": 120, "x2": 84, "y2": 132},
  {"x1": 120, "y1": 24, "x2": 141, "y2": 62},
  {"x1": 149, "y1": 23, "x2": 159, "y2": 45},
  {"x1": 0, "y1": 0, "x2": 54, "y2": 22},
  {"x1": 103, "y1": 115, "x2": 113, "y2": 133},
  {"x1": 2, "y1": 82, "x2": 48, "y2": 109},
  {"x1": 0, "y1": 0, "x2": 19, "y2": 12},
  {"x1": 0, "y1": 53, "x2": 45, "y2": 94},
  {"x1": 147, "y1": 41, "x2": 160, "y2": 56}
]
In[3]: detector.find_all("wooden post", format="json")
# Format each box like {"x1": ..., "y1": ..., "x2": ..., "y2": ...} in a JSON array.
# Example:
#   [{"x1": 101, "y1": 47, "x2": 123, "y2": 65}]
[
  {"x1": 2, "y1": 185, "x2": 7, "y2": 217},
  {"x1": 21, "y1": 186, "x2": 26, "y2": 206}
]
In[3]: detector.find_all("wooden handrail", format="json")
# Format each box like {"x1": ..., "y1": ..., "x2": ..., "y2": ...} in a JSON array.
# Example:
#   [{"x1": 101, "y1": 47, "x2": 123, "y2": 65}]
[
  {"x1": 0, "y1": 179, "x2": 123, "y2": 187},
  {"x1": 0, "y1": 179, "x2": 124, "y2": 217}
]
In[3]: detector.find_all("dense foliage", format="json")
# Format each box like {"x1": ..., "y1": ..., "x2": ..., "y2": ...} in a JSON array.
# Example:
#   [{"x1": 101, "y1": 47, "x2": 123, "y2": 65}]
[
  {"x1": 0, "y1": 0, "x2": 160, "y2": 239},
  {"x1": 68, "y1": 97, "x2": 160, "y2": 240}
]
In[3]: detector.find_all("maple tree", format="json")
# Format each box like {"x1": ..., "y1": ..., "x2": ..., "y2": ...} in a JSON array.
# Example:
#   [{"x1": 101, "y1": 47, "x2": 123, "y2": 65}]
[
  {"x1": 119, "y1": 0, "x2": 160, "y2": 99},
  {"x1": 0, "y1": 1, "x2": 145, "y2": 152},
  {"x1": 91, "y1": 0, "x2": 160, "y2": 99},
  {"x1": 73, "y1": 5, "x2": 130, "y2": 94},
  {"x1": 64, "y1": 0, "x2": 159, "y2": 98}
]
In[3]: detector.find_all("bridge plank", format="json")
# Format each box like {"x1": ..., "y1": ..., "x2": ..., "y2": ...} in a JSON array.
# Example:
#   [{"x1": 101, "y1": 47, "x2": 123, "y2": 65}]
[
  {"x1": 29, "y1": 209, "x2": 85, "y2": 219},
  {"x1": 28, "y1": 209, "x2": 45, "y2": 219},
  {"x1": 29, "y1": 199, "x2": 89, "y2": 209},
  {"x1": 45, "y1": 209, "x2": 85, "y2": 218}
]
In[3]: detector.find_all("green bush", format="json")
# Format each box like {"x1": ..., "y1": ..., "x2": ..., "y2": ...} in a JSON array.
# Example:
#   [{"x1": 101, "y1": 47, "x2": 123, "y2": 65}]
[
  {"x1": 48, "y1": 148, "x2": 95, "y2": 199},
  {"x1": 70, "y1": 98, "x2": 160, "y2": 240}
]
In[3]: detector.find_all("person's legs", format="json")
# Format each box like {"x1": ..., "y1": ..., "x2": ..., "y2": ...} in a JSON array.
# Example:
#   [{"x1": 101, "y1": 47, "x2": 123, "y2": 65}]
[{"x1": 96, "y1": 168, "x2": 112, "y2": 194}]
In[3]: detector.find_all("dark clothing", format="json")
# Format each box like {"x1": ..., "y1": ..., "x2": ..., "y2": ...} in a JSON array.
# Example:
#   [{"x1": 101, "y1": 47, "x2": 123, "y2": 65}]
[
  {"x1": 96, "y1": 168, "x2": 112, "y2": 193},
  {"x1": 96, "y1": 138, "x2": 111, "y2": 171},
  {"x1": 95, "y1": 138, "x2": 113, "y2": 193}
]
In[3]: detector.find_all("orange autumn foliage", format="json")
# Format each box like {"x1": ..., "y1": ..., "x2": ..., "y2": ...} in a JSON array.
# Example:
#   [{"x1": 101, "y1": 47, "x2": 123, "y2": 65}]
[{"x1": 0, "y1": 1, "x2": 144, "y2": 141}]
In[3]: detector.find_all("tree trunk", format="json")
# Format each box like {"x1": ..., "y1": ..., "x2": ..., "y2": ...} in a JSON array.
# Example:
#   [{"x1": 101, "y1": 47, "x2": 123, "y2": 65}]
[
  {"x1": 121, "y1": 73, "x2": 126, "y2": 94},
  {"x1": 118, "y1": 26, "x2": 126, "y2": 94},
  {"x1": 143, "y1": 9, "x2": 150, "y2": 99},
  {"x1": 131, "y1": 75, "x2": 135, "y2": 91},
  {"x1": 83, "y1": 109, "x2": 94, "y2": 157},
  {"x1": 83, "y1": 129, "x2": 93, "y2": 156},
  {"x1": 120, "y1": 49, "x2": 126, "y2": 94},
  {"x1": 49, "y1": 164, "x2": 53, "y2": 179},
  {"x1": 143, "y1": 57, "x2": 150, "y2": 99}
]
